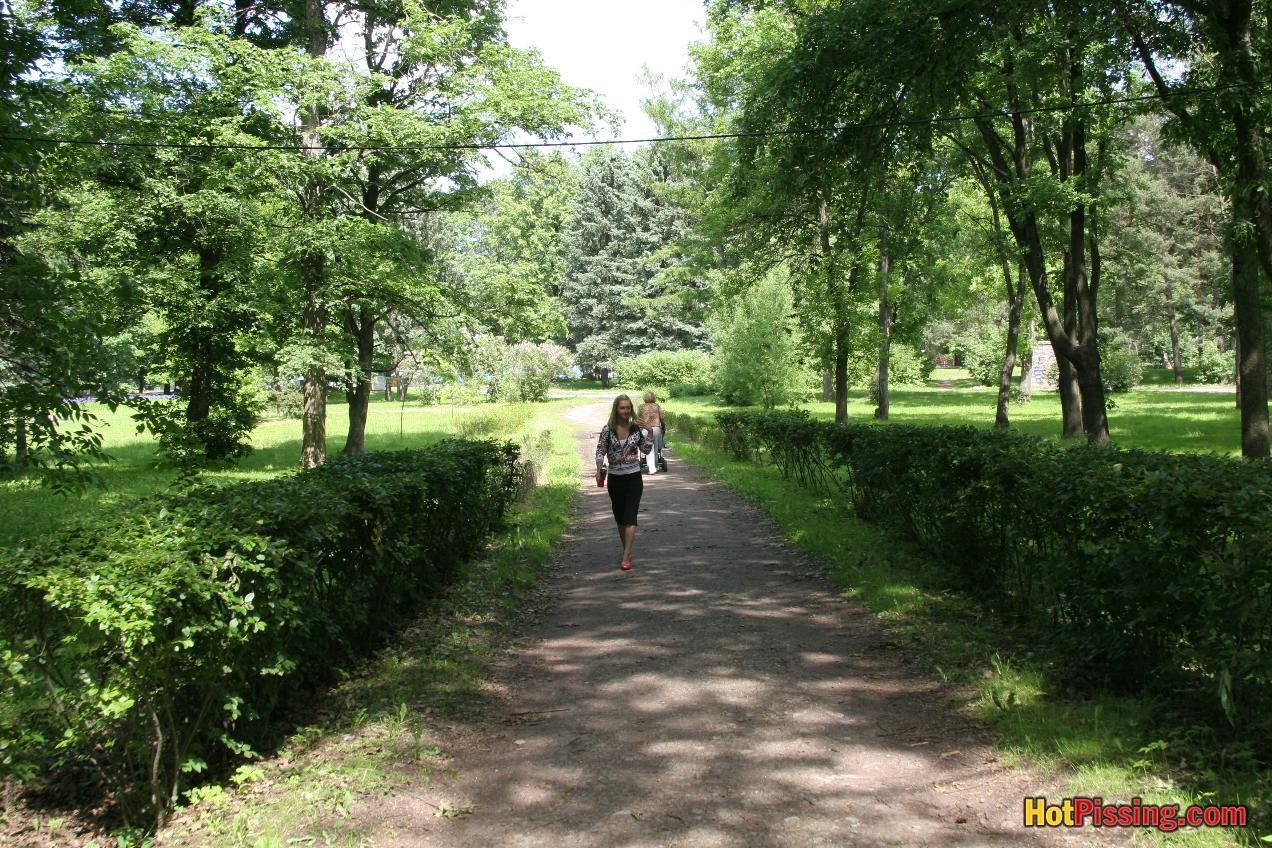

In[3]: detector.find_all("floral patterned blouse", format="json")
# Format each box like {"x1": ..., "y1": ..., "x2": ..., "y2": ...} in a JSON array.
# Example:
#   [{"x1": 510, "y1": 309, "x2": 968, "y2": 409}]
[{"x1": 595, "y1": 423, "x2": 654, "y2": 476}]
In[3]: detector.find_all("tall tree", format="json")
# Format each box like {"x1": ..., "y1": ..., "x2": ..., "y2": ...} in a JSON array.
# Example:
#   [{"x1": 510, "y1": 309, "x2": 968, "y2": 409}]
[
  {"x1": 562, "y1": 146, "x2": 707, "y2": 373},
  {"x1": 1118, "y1": 0, "x2": 1270, "y2": 457}
]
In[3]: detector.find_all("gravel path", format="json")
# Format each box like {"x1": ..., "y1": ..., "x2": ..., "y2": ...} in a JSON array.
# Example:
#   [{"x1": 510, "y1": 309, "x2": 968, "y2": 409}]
[{"x1": 361, "y1": 402, "x2": 1125, "y2": 847}]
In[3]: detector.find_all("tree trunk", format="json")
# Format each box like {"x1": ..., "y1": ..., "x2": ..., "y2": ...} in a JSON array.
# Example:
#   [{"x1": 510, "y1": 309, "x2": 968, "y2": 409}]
[
  {"x1": 1231, "y1": 242, "x2": 1269, "y2": 457},
  {"x1": 1234, "y1": 335, "x2": 1242, "y2": 409},
  {"x1": 343, "y1": 305, "x2": 375, "y2": 455},
  {"x1": 821, "y1": 369, "x2": 834, "y2": 402},
  {"x1": 1167, "y1": 289, "x2": 1184, "y2": 384},
  {"x1": 15, "y1": 417, "x2": 28, "y2": 468},
  {"x1": 298, "y1": 0, "x2": 328, "y2": 469},
  {"x1": 397, "y1": 377, "x2": 410, "y2": 401},
  {"x1": 1018, "y1": 316, "x2": 1036, "y2": 402},
  {"x1": 184, "y1": 246, "x2": 225, "y2": 430},
  {"x1": 874, "y1": 224, "x2": 892, "y2": 420},
  {"x1": 996, "y1": 285, "x2": 1023, "y2": 429},
  {"x1": 300, "y1": 258, "x2": 327, "y2": 469}
]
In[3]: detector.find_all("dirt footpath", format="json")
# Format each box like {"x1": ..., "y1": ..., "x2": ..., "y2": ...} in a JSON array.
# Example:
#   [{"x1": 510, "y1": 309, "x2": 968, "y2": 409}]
[{"x1": 367, "y1": 402, "x2": 1125, "y2": 848}]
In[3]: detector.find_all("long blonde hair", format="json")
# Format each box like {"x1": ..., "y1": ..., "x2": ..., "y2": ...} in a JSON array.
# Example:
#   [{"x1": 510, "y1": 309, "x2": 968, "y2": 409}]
[{"x1": 607, "y1": 394, "x2": 636, "y2": 432}]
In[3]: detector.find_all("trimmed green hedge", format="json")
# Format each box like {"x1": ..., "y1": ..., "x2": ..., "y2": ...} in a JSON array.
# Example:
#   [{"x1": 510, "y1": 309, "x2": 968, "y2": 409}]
[
  {"x1": 0, "y1": 440, "x2": 520, "y2": 824},
  {"x1": 708, "y1": 411, "x2": 1272, "y2": 738}
]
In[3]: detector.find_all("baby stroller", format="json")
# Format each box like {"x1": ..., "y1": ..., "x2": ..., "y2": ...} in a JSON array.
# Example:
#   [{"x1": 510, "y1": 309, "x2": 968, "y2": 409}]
[{"x1": 641, "y1": 426, "x2": 668, "y2": 474}]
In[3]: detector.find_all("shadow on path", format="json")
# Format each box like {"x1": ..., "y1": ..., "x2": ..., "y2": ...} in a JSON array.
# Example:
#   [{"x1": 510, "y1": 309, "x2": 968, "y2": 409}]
[{"x1": 363, "y1": 403, "x2": 1125, "y2": 848}]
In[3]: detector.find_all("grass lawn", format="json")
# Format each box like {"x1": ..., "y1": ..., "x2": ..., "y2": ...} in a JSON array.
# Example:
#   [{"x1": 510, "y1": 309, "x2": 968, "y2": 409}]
[
  {"x1": 0, "y1": 396, "x2": 556, "y2": 549},
  {"x1": 667, "y1": 366, "x2": 1243, "y2": 457}
]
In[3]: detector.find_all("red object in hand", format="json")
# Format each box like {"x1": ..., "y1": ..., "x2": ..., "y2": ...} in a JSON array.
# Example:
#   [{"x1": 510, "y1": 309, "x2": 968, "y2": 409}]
[{"x1": 597, "y1": 469, "x2": 607, "y2": 487}]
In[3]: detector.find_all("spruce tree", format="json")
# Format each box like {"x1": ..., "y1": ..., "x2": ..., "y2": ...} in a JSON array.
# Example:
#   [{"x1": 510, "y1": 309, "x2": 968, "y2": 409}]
[{"x1": 562, "y1": 146, "x2": 709, "y2": 376}]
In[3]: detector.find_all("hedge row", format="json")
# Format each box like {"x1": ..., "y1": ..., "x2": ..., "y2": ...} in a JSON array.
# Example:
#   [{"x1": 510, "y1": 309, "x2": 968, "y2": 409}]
[
  {"x1": 0, "y1": 439, "x2": 520, "y2": 825},
  {"x1": 708, "y1": 410, "x2": 1272, "y2": 735}
]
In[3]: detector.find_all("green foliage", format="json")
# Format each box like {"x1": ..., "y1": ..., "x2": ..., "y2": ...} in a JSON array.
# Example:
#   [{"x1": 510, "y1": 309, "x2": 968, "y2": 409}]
[
  {"x1": 1099, "y1": 333, "x2": 1144, "y2": 393},
  {"x1": 712, "y1": 272, "x2": 803, "y2": 408},
  {"x1": 698, "y1": 410, "x2": 1272, "y2": 748},
  {"x1": 0, "y1": 440, "x2": 520, "y2": 826},
  {"x1": 264, "y1": 384, "x2": 305, "y2": 419},
  {"x1": 615, "y1": 350, "x2": 713, "y2": 392},
  {"x1": 562, "y1": 147, "x2": 710, "y2": 373},
  {"x1": 667, "y1": 381, "x2": 713, "y2": 399},
  {"x1": 467, "y1": 337, "x2": 571, "y2": 403},
  {"x1": 453, "y1": 404, "x2": 534, "y2": 438},
  {"x1": 1196, "y1": 341, "x2": 1233, "y2": 386},
  {"x1": 958, "y1": 329, "x2": 1008, "y2": 387}
]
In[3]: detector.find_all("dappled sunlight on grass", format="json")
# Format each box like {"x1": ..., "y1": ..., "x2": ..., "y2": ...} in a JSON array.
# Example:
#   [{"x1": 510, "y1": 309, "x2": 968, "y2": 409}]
[
  {"x1": 0, "y1": 396, "x2": 577, "y2": 548},
  {"x1": 666, "y1": 366, "x2": 1242, "y2": 456}
]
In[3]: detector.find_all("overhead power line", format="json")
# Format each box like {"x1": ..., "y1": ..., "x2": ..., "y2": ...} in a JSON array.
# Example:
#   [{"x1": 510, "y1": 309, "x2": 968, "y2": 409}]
[{"x1": 0, "y1": 82, "x2": 1263, "y2": 153}]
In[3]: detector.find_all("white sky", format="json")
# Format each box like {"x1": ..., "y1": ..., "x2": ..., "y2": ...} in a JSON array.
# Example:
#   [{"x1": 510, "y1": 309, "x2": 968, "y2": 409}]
[{"x1": 502, "y1": 0, "x2": 706, "y2": 143}]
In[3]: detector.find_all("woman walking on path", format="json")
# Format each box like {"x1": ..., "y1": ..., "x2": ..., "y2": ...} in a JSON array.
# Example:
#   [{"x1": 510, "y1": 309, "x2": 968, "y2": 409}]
[
  {"x1": 637, "y1": 391, "x2": 667, "y2": 474},
  {"x1": 595, "y1": 394, "x2": 654, "y2": 571}
]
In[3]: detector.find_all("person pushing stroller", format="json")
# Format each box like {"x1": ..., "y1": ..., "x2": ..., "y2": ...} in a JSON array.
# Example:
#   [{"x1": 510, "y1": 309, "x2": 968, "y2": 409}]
[{"x1": 637, "y1": 391, "x2": 667, "y2": 474}]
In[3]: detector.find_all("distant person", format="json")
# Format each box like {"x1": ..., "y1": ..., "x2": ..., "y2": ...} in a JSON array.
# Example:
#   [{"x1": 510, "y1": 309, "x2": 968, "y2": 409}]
[
  {"x1": 595, "y1": 394, "x2": 654, "y2": 570},
  {"x1": 637, "y1": 391, "x2": 667, "y2": 474}
]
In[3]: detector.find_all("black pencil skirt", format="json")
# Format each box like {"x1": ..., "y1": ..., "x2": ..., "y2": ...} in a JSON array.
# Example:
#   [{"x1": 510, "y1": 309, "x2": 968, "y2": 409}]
[{"x1": 606, "y1": 470, "x2": 644, "y2": 526}]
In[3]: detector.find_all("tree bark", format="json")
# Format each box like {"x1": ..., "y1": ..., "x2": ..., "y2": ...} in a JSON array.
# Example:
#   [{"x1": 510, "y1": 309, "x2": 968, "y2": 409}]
[
  {"x1": 1018, "y1": 315, "x2": 1036, "y2": 402},
  {"x1": 1167, "y1": 288, "x2": 1184, "y2": 384},
  {"x1": 342, "y1": 305, "x2": 375, "y2": 455},
  {"x1": 184, "y1": 246, "x2": 223, "y2": 432},
  {"x1": 300, "y1": 255, "x2": 327, "y2": 469},
  {"x1": 1234, "y1": 335, "x2": 1242, "y2": 409},
  {"x1": 821, "y1": 369, "x2": 834, "y2": 402},
  {"x1": 1231, "y1": 242, "x2": 1269, "y2": 456},
  {"x1": 874, "y1": 223, "x2": 892, "y2": 420},
  {"x1": 15, "y1": 417, "x2": 28, "y2": 467},
  {"x1": 299, "y1": 0, "x2": 328, "y2": 469},
  {"x1": 996, "y1": 281, "x2": 1023, "y2": 429},
  {"x1": 817, "y1": 195, "x2": 850, "y2": 424}
]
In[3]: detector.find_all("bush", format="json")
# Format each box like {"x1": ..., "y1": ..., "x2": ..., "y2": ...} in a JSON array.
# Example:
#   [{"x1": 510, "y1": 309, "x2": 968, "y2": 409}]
[
  {"x1": 495, "y1": 341, "x2": 573, "y2": 402},
  {"x1": 667, "y1": 381, "x2": 713, "y2": 398},
  {"x1": 1195, "y1": 341, "x2": 1232, "y2": 385},
  {"x1": 453, "y1": 404, "x2": 533, "y2": 438},
  {"x1": 438, "y1": 380, "x2": 488, "y2": 406},
  {"x1": 960, "y1": 332, "x2": 1007, "y2": 387},
  {"x1": 264, "y1": 383, "x2": 304, "y2": 419},
  {"x1": 684, "y1": 410, "x2": 1272, "y2": 741},
  {"x1": 1099, "y1": 335, "x2": 1143, "y2": 393},
  {"x1": 859, "y1": 345, "x2": 936, "y2": 399},
  {"x1": 713, "y1": 272, "x2": 802, "y2": 408},
  {"x1": 888, "y1": 345, "x2": 936, "y2": 385},
  {"x1": 615, "y1": 350, "x2": 713, "y2": 392},
  {"x1": 0, "y1": 440, "x2": 520, "y2": 825}
]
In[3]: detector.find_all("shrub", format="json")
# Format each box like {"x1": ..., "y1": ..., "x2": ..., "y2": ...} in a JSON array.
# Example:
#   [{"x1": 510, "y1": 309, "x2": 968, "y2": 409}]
[
  {"x1": 0, "y1": 440, "x2": 520, "y2": 826},
  {"x1": 438, "y1": 380, "x2": 488, "y2": 406},
  {"x1": 1195, "y1": 341, "x2": 1232, "y2": 385},
  {"x1": 615, "y1": 350, "x2": 713, "y2": 392},
  {"x1": 264, "y1": 383, "x2": 304, "y2": 419},
  {"x1": 680, "y1": 410, "x2": 1272, "y2": 741},
  {"x1": 453, "y1": 404, "x2": 534, "y2": 438},
  {"x1": 1099, "y1": 335, "x2": 1143, "y2": 393},
  {"x1": 495, "y1": 342, "x2": 573, "y2": 402},
  {"x1": 888, "y1": 345, "x2": 936, "y2": 385},
  {"x1": 667, "y1": 381, "x2": 713, "y2": 398},
  {"x1": 960, "y1": 332, "x2": 1007, "y2": 387},
  {"x1": 712, "y1": 272, "x2": 802, "y2": 408}
]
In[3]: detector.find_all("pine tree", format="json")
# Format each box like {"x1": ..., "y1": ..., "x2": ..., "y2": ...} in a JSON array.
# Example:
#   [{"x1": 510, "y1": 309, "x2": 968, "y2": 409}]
[{"x1": 562, "y1": 147, "x2": 709, "y2": 375}]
